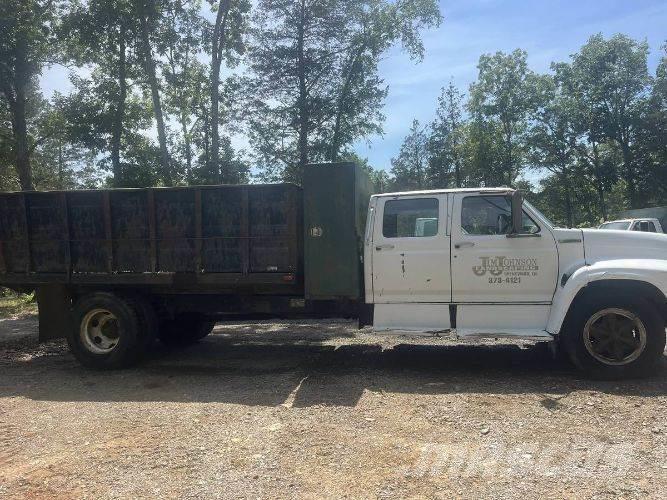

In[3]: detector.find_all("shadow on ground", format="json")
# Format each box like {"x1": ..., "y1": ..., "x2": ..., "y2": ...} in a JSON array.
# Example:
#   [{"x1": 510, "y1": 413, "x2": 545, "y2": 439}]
[{"x1": 0, "y1": 318, "x2": 665, "y2": 407}]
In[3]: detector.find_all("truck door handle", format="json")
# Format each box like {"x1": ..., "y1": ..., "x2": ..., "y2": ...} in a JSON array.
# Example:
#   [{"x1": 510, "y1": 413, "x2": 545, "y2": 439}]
[
  {"x1": 375, "y1": 244, "x2": 395, "y2": 251},
  {"x1": 454, "y1": 242, "x2": 475, "y2": 249}
]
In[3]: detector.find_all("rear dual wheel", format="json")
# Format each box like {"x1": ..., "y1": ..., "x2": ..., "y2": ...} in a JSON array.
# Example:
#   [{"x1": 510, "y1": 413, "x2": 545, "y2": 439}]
[
  {"x1": 68, "y1": 292, "x2": 154, "y2": 370},
  {"x1": 157, "y1": 313, "x2": 216, "y2": 348}
]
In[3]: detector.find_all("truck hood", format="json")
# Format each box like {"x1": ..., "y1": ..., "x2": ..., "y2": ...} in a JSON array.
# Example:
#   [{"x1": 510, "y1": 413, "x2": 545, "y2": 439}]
[{"x1": 581, "y1": 228, "x2": 667, "y2": 264}]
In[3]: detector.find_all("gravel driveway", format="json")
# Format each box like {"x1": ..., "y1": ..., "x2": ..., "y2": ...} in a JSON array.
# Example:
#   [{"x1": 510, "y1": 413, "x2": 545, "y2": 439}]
[{"x1": 0, "y1": 316, "x2": 666, "y2": 499}]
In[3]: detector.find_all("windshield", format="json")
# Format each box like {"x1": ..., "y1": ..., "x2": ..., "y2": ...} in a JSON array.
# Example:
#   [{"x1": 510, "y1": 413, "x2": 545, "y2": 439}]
[
  {"x1": 523, "y1": 200, "x2": 555, "y2": 228},
  {"x1": 599, "y1": 221, "x2": 631, "y2": 230}
]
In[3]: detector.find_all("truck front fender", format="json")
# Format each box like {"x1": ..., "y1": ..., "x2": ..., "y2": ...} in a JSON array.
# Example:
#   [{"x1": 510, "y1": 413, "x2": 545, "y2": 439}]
[{"x1": 546, "y1": 259, "x2": 667, "y2": 334}]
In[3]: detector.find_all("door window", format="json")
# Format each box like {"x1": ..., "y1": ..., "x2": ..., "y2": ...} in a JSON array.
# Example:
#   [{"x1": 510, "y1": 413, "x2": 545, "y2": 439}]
[
  {"x1": 633, "y1": 221, "x2": 656, "y2": 232},
  {"x1": 461, "y1": 196, "x2": 539, "y2": 235},
  {"x1": 632, "y1": 221, "x2": 653, "y2": 232},
  {"x1": 382, "y1": 198, "x2": 438, "y2": 238}
]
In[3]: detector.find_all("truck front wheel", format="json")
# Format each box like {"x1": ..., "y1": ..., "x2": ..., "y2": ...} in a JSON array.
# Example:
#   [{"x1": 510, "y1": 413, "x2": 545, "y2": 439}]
[
  {"x1": 68, "y1": 293, "x2": 148, "y2": 369},
  {"x1": 157, "y1": 313, "x2": 216, "y2": 347},
  {"x1": 563, "y1": 295, "x2": 665, "y2": 379}
]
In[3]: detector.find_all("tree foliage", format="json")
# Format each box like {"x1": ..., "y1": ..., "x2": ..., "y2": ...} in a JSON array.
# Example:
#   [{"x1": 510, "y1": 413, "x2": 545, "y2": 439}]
[
  {"x1": 246, "y1": 0, "x2": 441, "y2": 183},
  {"x1": 0, "y1": 2, "x2": 664, "y2": 231},
  {"x1": 390, "y1": 119, "x2": 429, "y2": 190},
  {"x1": 0, "y1": 0, "x2": 66, "y2": 189},
  {"x1": 390, "y1": 35, "x2": 667, "y2": 227}
]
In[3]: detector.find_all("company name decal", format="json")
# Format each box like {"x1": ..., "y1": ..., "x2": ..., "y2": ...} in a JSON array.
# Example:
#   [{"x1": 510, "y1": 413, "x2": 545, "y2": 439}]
[{"x1": 472, "y1": 256, "x2": 539, "y2": 277}]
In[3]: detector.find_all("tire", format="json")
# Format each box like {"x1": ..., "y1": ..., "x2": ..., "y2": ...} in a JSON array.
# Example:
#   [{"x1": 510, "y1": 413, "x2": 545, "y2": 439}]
[
  {"x1": 563, "y1": 293, "x2": 666, "y2": 379},
  {"x1": 68, "y1": 292, "x2": 148, "y2": 369},
  {"x1": 157, "y1": 313, "x2": 216, "y2": 348},
  {"x1": 127, "y1": 295, "x2": 158, "y2": 351}
]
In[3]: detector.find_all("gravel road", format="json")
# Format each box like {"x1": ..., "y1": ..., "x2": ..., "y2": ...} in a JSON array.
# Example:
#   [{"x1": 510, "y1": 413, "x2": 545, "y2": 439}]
[{"x1": 0, "y1": 316, "x2": 666, "y2": 499}]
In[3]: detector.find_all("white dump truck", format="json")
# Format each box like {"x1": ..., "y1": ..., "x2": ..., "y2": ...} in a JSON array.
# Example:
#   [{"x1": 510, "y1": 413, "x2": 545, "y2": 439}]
[{"x1": 1, "y1": 163, "x2": 665, "y2": 378}]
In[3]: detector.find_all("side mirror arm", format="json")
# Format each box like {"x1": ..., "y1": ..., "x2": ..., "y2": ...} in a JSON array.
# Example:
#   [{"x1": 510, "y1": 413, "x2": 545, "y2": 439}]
[{"x1": 507, "y1": 190, "x2": 524, "y2": 236}]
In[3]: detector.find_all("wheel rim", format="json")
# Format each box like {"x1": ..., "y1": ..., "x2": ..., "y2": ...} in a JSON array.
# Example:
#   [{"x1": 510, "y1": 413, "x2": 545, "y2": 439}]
[
  {"x1": 80, "y1": 309, "x2": 120, "y2": 354},
  {"x1": 583, "y1": 308, "x2": 647, "y2": 366}
]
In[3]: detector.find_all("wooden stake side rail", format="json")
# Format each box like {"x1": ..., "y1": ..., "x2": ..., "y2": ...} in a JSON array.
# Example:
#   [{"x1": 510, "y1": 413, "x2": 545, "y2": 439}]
[{"x1": 0, "y1": 184, "x2": 303, "y2": 289}]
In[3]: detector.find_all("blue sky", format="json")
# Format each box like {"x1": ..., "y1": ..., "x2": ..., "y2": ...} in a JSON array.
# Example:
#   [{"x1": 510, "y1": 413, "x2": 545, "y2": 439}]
[
  {"x1": 40, "y1": 0, "x2": 667, "y2": 178},
  {"x1": 355, "y1": 0, "x2": 667, "y2": 172}
]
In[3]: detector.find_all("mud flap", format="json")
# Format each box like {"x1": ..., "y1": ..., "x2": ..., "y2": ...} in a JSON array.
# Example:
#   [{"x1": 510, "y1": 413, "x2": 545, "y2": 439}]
[
  {"x1": 36, "y1": 285, "x2": 72, "y2": 342},
  {"x1": 358, "y1": 303, "x2": 374, "y2": 328}
]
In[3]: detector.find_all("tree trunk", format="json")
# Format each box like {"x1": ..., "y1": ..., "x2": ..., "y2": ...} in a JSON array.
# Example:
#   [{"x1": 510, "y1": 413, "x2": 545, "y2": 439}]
[
  {"x1": 594, "y1": 180, "x2": 607, "y2": 220},
  {"x1": 590, "y1": 142, "x2": 607, "y2": 220},
  {"x1": 58, "y1": 139, "x2": 63, "y2": 188},
  {"x1": 448, "y1": 99, "x2": 462, "y2": 188},
  {"x1": 2, "y1": 37, "x2": 33, "y2": 190},
  {"x1": 295, "y1": 0, "x2": 309, "y2": 182},
  {"x1": 210, "y1": 0, "x2": 231, "y2": 184},
  {"x1": 139, "y1": 6, "x2": 171, "y2": 185},
  {"x1": 328, "y1": 46, "x2": 364, "y2": 162},
  {"x1": 110, "y1": 27, "x2": 127, "y2": 187},
  {"x1": 11, "y1": 85, "x2": 32, "y2": 190},
  {"x1": 503, "y1": 121, "x2": 513, "y2": 186},
  {"x1": 210, "y1": 51, "x2": 221, "y2": 182},
  {"x1": 180, "y1": 110, "x2": 192, "y2": 178},
  {"x1": 620, "y1": 141, "x2": 637, "y2": 209},
  {"x1": 453, "y1": 155, "x2": 462, "y2": 188},
  {"x1": 202, "y1": 105, "x2": 210, "y2": 179},
  {"x1": 562, "y1": 170, "x2": 573, "y2": 228}
]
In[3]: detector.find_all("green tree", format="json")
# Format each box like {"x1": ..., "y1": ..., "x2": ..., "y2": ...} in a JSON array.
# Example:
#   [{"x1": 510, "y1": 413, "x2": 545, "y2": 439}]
[
  {"x1": 326, "y1": 0, "x2": 441, "y2": 162},
  {"x1": 248, "y1": 0, "x2": 354, "y2": 182},
  {"x1": 468, "y1": 49, "x2": 540, "y2": 186},
  {"x1": 532, "y1": 174, "x2": 603, "y2": 228},
  {"x1": 0, "y1": 87, "x2": 100, "y2": 190},
  {"x1": 570, "y1": 34, "x2": 651, "y2": 209},
  {"x1": 63, "y1": 0, "x2": 143, "y2": 186},
  {"x1": 551, "y1": 61, "x2": 617, "y2": 219},
  {"x1": 526, "y1": 74, "x2": 581, "y2": 227},
  {"x1": 162, "y1": 0, "x2": 207, "y2": 180},
  {"x1": 637, "y1": 43, "x2": 667, "y2": 205},
  {"x1": 248, "y1": 0, "x2": 440, "y2": 183},
  {"x1": 390, "y1": 119, "x2": 429, "y2": 190},
  {"x1": 458, "y1": 115, "x2": 505, "y2": 187},
  {"x1": 135, "y1": 0, "x2": 173, "y2": 184},
  {"x1": 57, "y1": 71, "x2": 157, "y2": 187},
  {"x1": 0, "y1": 0, "x2": 66, "y2": 190},
  {"x1": 206, "y1": 0, "x2": 251, "y2": 183},
  {"x1": 427, "y1": 80, "x2": 465, "y2": 188}
]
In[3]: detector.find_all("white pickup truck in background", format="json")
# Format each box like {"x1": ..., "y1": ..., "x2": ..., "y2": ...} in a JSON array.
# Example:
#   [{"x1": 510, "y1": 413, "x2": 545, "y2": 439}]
[
  {"x1": 364, "y1": 188, "x2": 667, "y2": 379},
  {"x1": 599, "y1": 218, "x2": 664, "y2": 233}
]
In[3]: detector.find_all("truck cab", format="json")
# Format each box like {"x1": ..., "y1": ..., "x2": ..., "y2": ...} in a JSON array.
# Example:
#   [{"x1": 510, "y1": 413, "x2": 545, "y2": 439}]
[{"x1": 364, "y1": 188, "x2": 667, "y2": 378}]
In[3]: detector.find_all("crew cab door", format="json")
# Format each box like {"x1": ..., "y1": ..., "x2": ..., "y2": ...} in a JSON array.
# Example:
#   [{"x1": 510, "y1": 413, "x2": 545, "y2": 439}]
[
  {"x1": 371, "y1": 194, "x2": 451, "y2": 303},
  {"x1": 450, "y1": 193, "x2": 558, "y2": 304}
]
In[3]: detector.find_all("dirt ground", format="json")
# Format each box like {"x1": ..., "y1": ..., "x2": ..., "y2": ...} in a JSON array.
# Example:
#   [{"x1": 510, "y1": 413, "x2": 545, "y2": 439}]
[{"x1": 0, "y1": 315, "x2": 666, "y2": 499}]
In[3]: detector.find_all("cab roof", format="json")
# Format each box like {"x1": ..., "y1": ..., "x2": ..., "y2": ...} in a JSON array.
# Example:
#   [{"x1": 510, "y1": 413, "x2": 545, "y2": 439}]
[
  {"x1": 602, "y1": 218, "x2": 659, "y2": 223},
  {"x1": 371, "y1": 187, "x2": 514, "y2": 198}
]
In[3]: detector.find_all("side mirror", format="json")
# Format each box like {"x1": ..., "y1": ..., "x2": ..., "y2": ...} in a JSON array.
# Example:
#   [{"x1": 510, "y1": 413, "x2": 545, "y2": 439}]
[{"x1": 509, "y1": 190, "x2": 523, "y2": 235}]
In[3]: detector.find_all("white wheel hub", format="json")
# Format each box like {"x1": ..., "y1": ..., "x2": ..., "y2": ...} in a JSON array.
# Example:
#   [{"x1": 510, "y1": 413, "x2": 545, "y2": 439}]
[{"x1": 80, "y1": 308, "x2": 120, "y2": 354}]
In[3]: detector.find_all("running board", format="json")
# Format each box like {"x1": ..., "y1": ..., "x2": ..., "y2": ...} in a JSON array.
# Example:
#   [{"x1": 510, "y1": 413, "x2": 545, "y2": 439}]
[{"x1": 371, "y1": 327, "x2": 554, "y2": 340}]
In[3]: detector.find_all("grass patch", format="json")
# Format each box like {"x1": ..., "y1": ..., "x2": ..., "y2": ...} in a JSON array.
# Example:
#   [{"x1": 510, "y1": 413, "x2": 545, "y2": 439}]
[{"x1": 0, "y1": 289, "x2": 38, "y2": 319}]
